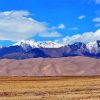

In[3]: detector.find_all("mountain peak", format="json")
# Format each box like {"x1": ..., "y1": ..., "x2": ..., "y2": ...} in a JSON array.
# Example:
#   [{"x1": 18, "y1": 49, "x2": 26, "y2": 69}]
[{"x1": 86, "y1": 41, "x2": 98, "y2": 54}]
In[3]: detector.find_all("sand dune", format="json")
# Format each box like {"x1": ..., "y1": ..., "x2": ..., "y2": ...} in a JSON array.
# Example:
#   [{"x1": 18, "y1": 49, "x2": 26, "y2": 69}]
[{"x1": 0, "y1": 56, "x2": 100, "y2": 76}]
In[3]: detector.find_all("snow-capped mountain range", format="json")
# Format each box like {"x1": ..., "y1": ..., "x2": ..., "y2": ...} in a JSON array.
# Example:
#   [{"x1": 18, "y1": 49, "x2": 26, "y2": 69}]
[
  {"x1": 13, "y1": 39, "x2": 100, "y2": 53},
  {"x1": 1, "y1": 39, "x2": 100, "y2": 59}
]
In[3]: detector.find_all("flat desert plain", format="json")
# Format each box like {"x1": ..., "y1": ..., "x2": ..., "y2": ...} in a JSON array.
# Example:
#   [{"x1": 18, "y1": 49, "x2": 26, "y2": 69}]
[{"x1": 0, "y1": 77, "x2": 100, "y2": 100}]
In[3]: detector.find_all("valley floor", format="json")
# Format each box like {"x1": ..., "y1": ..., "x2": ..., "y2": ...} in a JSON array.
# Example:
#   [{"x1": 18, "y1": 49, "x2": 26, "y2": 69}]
[{"x1": 0, "y1": 76, "x2": 100, "y2": 100}]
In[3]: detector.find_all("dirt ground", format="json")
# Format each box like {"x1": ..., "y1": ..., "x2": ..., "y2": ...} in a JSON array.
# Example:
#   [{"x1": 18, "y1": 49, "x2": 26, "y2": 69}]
[{"x1": 0, "y1": 76, "x2": 100, "y2": 100}]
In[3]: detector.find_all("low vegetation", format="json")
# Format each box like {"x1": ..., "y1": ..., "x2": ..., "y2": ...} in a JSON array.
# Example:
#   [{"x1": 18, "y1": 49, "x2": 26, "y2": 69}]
[{"x1": 0, "y1": 76, "x2": 100, "y2": 100}]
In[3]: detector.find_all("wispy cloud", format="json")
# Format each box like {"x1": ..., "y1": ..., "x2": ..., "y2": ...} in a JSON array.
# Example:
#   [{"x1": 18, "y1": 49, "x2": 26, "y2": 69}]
[
  {"x1": 93, "y1": 17, "x2": 100, "y2": 22},
  {"x1": 93, "y1": 17, "x2": 100, "y2": 27},
  {"x1": 95, "y1": 23, "x2": 100, "y2": 27},
  {"x1": 58, "y1": 24, "x2": 65, "y2": 29},
  {"x1": 96, "y1": 0, "x2": 100, "y2": 4},
  {"x1": 51, "y1": 24, "x2": 65, "y2": 30},
  {"x1": 78, "y1": 15, "x2": 86, "y2": 20},
  {"x1": 0, "y1": 11, "x2": 61, "y2": 41},
  {"x1": 68, "y1": 27, "x2": 79, "y2": 30},
  {"x1": 39, "y1": 31, "x2": 62, "y2": 37},
  {"x1": 83, "y1": 0, "x2": 100, "y2": 4}
]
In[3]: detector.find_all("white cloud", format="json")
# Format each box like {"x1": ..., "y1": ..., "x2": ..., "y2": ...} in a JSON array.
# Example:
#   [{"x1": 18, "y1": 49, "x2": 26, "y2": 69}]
[
  {"x1": 39, "y1": 31, "x2": 62, "y2": 37},
  {"x1": 93, "y1": 17, "x2": 100, "y2": 22},
  {"x1": 51, "y1": 24, "x2": 65, "y2": 30},
  {"x1": 60, "y1": 29, "x2": 100, "y2": 44},
  {"x1": 93, "y1": 17, "x2": 100, "y2": 27},
  {"x1": 78, "y1": 15, "x2": 86, "y2": 20},
  {"x1": 58, "y1": 24, "x2": 65, "y2": 29},
  {"x1": 0, "y1": 11, "x2": 61, "y2": 41}
]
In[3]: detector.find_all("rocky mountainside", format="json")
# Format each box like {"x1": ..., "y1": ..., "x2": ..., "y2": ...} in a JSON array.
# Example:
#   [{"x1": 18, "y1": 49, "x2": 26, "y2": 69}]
[{"x1": 0, "y1": 40, "x2": 100, "y2": 59}]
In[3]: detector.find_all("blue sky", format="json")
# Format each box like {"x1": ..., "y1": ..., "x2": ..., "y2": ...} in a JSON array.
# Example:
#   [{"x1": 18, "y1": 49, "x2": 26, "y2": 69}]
[{"x1": 0, "y1": 0, "x2": 100, "y2": 46}]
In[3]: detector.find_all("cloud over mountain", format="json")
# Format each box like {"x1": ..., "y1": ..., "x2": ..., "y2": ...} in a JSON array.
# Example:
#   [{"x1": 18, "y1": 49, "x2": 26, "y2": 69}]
[
  {"x1": 59, "y1": 29, "x2": 100, "y2": 44},
  {"x1": 0, "y1": 10, "x2": 99, "y2": 44}
]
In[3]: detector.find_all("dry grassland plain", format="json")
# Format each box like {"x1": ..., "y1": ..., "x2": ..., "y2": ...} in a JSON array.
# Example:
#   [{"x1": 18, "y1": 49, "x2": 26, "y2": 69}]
[{"x1": 0, "y1": 76, "x2": 100, "y2": 100}]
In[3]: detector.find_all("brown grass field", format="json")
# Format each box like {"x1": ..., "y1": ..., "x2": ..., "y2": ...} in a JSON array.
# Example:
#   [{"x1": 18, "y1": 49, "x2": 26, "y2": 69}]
[{"x1": 0, "y1": 76, "x2": 100, "y2": 100}]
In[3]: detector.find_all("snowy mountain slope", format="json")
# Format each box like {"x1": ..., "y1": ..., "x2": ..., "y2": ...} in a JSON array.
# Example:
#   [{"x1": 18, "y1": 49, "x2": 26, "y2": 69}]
[
  {"x1": 86, "y1": 41, "x2": 98, "y2": 54},
  {"x1": 13, "y1": 40, "x2": 64, "y2": 48}
]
